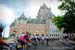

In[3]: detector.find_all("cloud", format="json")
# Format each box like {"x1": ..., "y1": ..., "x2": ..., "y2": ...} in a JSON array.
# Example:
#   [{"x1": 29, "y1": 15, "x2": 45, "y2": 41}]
[
  {"x1": 0, "y1": 4, "x2": 15, "y2": 26},
  {"x1": 2, "y1": 26, "x2": 10, "y2": 37},
  {"x1": 24, "y1": 0, "x2": 51, "y2": 19},
  {"x1": 50, "y1": 0, "x2": 62, "y2": 16},
  {"x1": 24, "y1": 0, "x2": 61, "y2": 18},
  {"x1": 0, "y1": 4, "x2": 15, "y2": 37}
]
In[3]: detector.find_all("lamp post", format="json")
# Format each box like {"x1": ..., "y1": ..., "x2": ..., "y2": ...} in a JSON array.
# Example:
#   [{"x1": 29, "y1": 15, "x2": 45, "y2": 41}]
[{"x1": 60, "y1": 28, "x2": 64, "y2": 40}]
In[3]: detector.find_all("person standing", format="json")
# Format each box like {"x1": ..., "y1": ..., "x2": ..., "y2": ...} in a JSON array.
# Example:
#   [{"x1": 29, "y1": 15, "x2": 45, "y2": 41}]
[
  {"x1": 45, "y1": 35, "x2": 49, "y2": 47},
  {"x1": 41, "y1": 35, "x2": 45, "y2": 46},
  {"x1": 31, "y1": 35, "x2": 37, "y2": 49}
]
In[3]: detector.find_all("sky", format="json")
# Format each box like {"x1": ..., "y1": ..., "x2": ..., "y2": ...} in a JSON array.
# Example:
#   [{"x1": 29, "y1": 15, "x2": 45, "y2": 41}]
[
  {"x1": 25, "y1": 0, "x2": 61, "y2": 18},
  {"x1": 0, "y1": 0, "x2": 61, "y2": 37}
]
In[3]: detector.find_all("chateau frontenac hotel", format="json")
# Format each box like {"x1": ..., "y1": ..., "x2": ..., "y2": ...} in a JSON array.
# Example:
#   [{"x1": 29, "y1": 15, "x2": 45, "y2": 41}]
[{"x1": 10, "y1": 4, "x2": 63, "y2": 39}]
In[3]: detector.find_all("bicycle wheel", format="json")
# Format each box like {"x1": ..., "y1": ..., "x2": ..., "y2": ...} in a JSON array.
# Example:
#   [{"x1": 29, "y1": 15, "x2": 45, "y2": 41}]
[{"x1": 3, "y1": 46, "x2": 9, "y2": 50}]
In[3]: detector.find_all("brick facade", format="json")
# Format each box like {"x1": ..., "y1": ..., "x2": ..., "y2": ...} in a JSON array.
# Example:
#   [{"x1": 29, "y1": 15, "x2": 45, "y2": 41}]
[{"x1": 10, "y1": 3, "x2": 53, "y2": 36}]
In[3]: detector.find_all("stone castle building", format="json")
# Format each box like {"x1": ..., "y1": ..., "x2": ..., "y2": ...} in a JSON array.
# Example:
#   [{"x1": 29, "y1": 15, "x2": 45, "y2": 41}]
[{"x1": 10, "y1": 4, "x2": 62, "y2": 39}]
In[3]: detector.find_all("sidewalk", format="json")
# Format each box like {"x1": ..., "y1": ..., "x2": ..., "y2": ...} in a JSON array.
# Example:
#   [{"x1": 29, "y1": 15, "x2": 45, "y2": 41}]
[{"x1": 67, "y1": 40, "x2": 75, "y2": 44}]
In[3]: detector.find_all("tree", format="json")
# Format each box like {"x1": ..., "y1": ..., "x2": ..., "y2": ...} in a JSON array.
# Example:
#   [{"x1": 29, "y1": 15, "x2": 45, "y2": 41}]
[
  {"x1": 53, "y1": 0, "x2": 75, "y2": 39},
  {"x1": 52, "y1": 16, "x2": 64, "y2": 31}
]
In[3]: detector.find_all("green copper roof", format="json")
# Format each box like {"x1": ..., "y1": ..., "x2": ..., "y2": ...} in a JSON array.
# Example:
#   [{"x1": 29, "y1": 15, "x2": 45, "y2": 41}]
[
  {"x1": 27, "y1": 19, "x2": 45, "y2": 24},
  {"x1": 10, "y1": 20, "x2": 16, "y2": 27},
  {"x1": 40, "y1": 3, "x2": 48, "y2": 9},
  {"x1": 18, "y1": 13, "x2": 27, "y2": 20}
]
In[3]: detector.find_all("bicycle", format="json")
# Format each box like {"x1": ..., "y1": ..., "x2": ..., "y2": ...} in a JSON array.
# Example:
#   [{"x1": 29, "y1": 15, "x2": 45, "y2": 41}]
[{"x1": 0, "y1": 45, "x2": 9, "y2": 50}]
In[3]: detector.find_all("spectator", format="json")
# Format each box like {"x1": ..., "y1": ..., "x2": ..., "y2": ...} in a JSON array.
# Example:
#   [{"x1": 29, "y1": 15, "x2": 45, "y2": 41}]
[
  {"x1": 0, "y1": 24, "x2": 9, "y2": 50},
  {"x1": 0, "y1": 24, "x2": 9, "y2": 46},
  {"x1": 45, "y1": 35, "x2": 49, "y2": 47}
]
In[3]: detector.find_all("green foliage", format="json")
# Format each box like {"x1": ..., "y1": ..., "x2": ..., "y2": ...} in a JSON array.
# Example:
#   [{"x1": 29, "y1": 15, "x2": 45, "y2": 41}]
[
  {"x1": 52, "y1": 16, "x2": 64, "y2": 30},
  {"x1": 3, "y1": 38, "x2": 9, "y2": 40},
  {"x1": 58, "y1": 0, "x2": 75, "y2": 11},
  {"x1": 53, "y1": 0, "x2": 75, "y2": 33}
]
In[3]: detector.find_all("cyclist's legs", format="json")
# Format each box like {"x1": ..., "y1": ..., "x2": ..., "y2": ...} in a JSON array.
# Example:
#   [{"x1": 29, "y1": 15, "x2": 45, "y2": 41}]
[{"x1": 0, "y1": 45, "x2": 3, "y2": 50}]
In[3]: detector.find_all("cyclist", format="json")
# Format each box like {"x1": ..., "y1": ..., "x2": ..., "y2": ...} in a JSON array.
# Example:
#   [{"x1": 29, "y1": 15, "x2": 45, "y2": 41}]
[{"x1": 45, "y1": 35, "x2": 49, "y2": 47}]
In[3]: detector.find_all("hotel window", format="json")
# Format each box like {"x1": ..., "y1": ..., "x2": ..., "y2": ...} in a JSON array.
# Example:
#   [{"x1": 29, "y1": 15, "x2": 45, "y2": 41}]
[
  {"x1": 18, "y1": 21, "x2": 21, "y2": 24},
  {"x1": 52, "y1": 34, "x2": 53, "y2": 36},
  {"x1": 54, "y1": 34, "x2": 55, "y2": 37},
  {"x1": 42, "y1": 29, "x2": 45, "y2": 32},
  {"x1": 20, "y1": 20, "x2": 24, "y2": 24},
  {"x1": 41, "y1": 25, "x2": 45, "y2": 29},
  {"x1": 58, "y1": 34, "x2": 59, "y2": 36},
  {"x1": 31, "y1": 30, "x2": 33, "y2": 32},
  {"x1": 36, "y1": 30, "x2": 39, "y2": 32},
  {"x1": 50, "y1": 34, "x2": 51, "y2": 36},
  {"x1": 32, "y1": 24, "x2": 34, "y2": 28},
  {"x1": 36, "y1": 25, "x2": 39, "y2": 28},
  {"x1": 56, "y1": 34, "x2": 57, "y2": 36}
]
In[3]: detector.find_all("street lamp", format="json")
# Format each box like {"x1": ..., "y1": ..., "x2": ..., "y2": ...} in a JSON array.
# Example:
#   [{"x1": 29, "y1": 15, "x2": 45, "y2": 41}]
[{"x1": 61, "y1": 28, "x2": 64, "y2": 32}]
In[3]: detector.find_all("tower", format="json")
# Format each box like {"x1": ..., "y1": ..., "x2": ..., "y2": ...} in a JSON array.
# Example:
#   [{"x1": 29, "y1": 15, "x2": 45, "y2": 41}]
[
  {"x1": 37, "y1": 3, "x2": 52, "y2": 20},
  {"x1": 37, "y1": 3, "x2": 53, "y2": 35},
  {"x1": 17, "y1": 13, "x2": 27, "y2": 34},
  {"x1": 10, "y1": 13, "x2": 27, "y2": 35}
]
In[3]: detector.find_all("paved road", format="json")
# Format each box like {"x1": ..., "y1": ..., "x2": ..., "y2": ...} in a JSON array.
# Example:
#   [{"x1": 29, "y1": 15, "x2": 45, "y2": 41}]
[
  {"x1": 1, "y1": 40, "x2": 75, "y2": 50},
  {"x1": 30, "y1": 40, "x2": 75, "y2": 50}
]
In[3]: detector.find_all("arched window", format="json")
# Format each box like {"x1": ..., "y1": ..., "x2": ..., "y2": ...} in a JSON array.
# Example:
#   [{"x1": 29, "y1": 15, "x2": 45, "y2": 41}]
[{"x1": 50, "y1": 34, "x2": 51, "y2": 36}]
